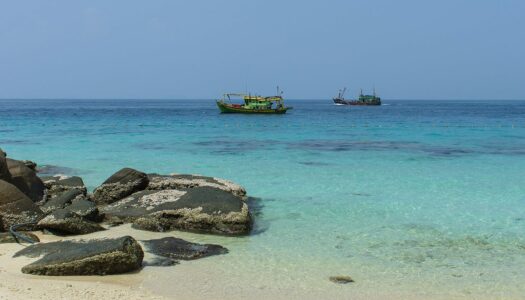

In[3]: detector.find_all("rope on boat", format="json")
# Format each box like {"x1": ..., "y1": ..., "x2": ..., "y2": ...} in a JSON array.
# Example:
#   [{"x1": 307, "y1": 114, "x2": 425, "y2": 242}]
[{"x1": 9, "y1": 222, "x2": 39, "y2": 244}]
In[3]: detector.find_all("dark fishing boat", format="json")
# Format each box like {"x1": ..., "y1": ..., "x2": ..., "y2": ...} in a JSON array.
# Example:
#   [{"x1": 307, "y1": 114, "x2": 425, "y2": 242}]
[
  {"x1": 333, "y1": 88, "x2": 382, "y2": 106},
  {"x1": 216, "y1": 87, "x2": 291, "y2": 114}
]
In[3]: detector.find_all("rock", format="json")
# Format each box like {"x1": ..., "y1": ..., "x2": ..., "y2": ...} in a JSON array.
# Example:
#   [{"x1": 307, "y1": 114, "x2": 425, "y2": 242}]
[
  {"x1": 68, "y1": 198, "x2": 102, "y2": 222},
  {"x1": 102, "y1": 186, "x2": 252, "y2": 235},
  {"x1": 14, "y1": 236, "x2": 144, "y2": 276},
  {"x1": 37, "y1": 209, "x2": 105, "y2": 235},
  {"x1": 40, "y1": 175, "x2": 87, "y2": 199},
  {"x1": 6, "y1": 158, "x2": 45, "y2": 202},
  {"x1": 21, "y1": 160, "x2": 37, "y2": 171},
  {"x1": 142, "y1": 237, "x2": 227, "y2": 260},
  {"x1": 40, "y1": 189, "x2": 84, "y2": 214},
  {"x1": 93, "y1": 168, "x2": 149, "y2": 205},
  {"x1": 329, "y1": 276, "x2": 354, "y2": 284},
  {"x1": 0, "y1": 148, "x2": 12, "y2": 182},
  {"x1": 0, "y1": 232, "x2": 40, "y2": 243},
  {"x1": 147, "y1": 174, "x2": 246, "y2": 198},
  {"x1": 0, "y1": 180, "x2": 44, "y2": 231}
]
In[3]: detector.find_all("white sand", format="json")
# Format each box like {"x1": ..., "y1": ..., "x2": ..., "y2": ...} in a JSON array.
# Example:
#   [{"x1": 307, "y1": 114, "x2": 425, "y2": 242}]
[{"x1": 1, "y1": 225, "x2": 523, "y2": 300}]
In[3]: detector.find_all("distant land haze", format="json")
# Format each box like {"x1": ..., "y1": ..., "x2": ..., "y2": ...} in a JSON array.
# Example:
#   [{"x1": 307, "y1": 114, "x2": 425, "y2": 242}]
[{"x1": 0, "y1": 0, "x2": 524, "y2": 100}]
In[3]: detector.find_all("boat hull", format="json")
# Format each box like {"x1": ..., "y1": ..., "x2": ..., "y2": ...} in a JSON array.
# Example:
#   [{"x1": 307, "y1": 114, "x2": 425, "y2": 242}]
[{"x1": 217, "y1": 101, "x2": 289, "y2": 114}]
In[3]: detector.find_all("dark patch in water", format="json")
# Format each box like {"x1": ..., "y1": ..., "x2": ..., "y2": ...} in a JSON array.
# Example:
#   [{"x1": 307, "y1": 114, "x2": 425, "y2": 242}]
[
  {"x1": 0, "y1": 139, "x2": 40, "y2": 145},
  {"x1": 194, "y1": 139, "x2": 281, "y2": 155},
  {"x1": 37, "y1": 165, "x2": 84, "y2": 176},
  {"x1": 298, "y1": 161, "x2": 333, "y2": 166},
  {"x1": 247, "y1": 196, "x2": 269, "y2": 236},
  {"x1": 352, "y1": 193, "x2": 372, "y2": 197}
]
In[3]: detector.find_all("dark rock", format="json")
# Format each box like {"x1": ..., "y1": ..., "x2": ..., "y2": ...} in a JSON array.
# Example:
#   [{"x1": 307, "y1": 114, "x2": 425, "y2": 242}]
[
  {"x1": 40, "y1": 189, "x2": 84, "y2": 214},
  {"x1": 142, "y1": 237, "x2": 227, "y2": 260},
  {"x1": 329, "y1": 276, "x2": 354, "y2": 284},
  {"x1": 102, "y1": 186, "x2": 252, "y2": 235},
  {"x1": 68, "y1": 198, "x2": 102, "y2": 222},
  {"x1": 21, "y1": 160, "x2": 37, "y2": 171},
  {"x1": 93, "y1": 168, "x2": 149, "y2": 205},
  {"x1": 6, "y1": 158, "x2": 45, "y2": 202},
  {"x1": 40, "y1": 176, "x2": 87, "y2": 199},
  {"x1": 14, "y1": 236, "x2": 144, "y2": 276},
  {"x1": 0, "y1": 180, "x2": 44, "y2": 231},
  {"x1": 0, "y1": 148, "x2": 12, "y2": 182},
  {"x1": 37, "y1": 209, "x2": 105, "y2": 235},
  {"x1": 147, "y1": 174, "x2": 246, "y2": 198},
  {"x1": 0, "y1": 232, "x2": 40, "y2": 243}
]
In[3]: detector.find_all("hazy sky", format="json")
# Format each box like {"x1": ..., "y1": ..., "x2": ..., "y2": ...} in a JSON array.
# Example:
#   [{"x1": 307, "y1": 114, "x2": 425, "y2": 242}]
[{"x1": 0, "y1": 1, "x2": 524, "y2": 99}]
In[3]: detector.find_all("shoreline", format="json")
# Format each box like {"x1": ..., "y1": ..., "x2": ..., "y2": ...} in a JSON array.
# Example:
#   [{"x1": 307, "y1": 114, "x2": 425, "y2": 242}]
[{"x1": 2, "y1": 225, "x2": 524, "y2": 300}]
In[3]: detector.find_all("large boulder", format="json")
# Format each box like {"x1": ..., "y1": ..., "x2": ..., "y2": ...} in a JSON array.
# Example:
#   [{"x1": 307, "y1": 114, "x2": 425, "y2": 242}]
[
  {"x1": 40, "y1": 175, "x2": 87, "y2": 200},
  {"x1": 37, "y1": 209, "x2": 105, "y2": 235},
  {"x1": 14, "y1": 236, "x2": 144, "y2": 275},
  {"x1": 142, "y1": 237, "x2": 227, "y2": 260},
  {"x1": 93, "y1": 168, "x2": 149, "y2": 205},
  {"x1": 102, "y1": 186, "x2": 252, "y2": 235},
  {"x1": 147, "y1": 174, "x2": 246, "y2": 198},
  {"x1": 0, "y1": 148, "x2": 12, "y2": 182},
  {"x1": 6, "y1": 158, "x2": 45, "y2": 202},
  {"x1": 40, "y1": 189, "x2": 85, "y2": 214},
  {"x1": 0, "y1": 180, "x2": 44, "y2": 231}
]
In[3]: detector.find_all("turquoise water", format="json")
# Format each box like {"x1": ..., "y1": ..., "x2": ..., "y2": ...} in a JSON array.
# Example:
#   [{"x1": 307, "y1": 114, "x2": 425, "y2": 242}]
[{"x1": 1, "y1": 99, "x2": 525, "y2": 297}]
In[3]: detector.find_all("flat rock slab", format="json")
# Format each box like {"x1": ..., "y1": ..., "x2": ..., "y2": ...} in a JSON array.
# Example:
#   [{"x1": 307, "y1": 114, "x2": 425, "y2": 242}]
[
  {"x1": 41, "y1": 189, "x2": 85, "y2": 214},
  {"x1": 102, "y1": 186, "x2": 251, "y2": 235},
  {"x1": 142, "y1": 237, "x2": 227, "y2": 261},
  {"x1": 14, "y1": 236, "x2": 144, "y2": 276},
  {"x1": 147, "y1": 174, "x2": 246, "y2": 198},
  {"x1": 40, "y1": 175, "x2": 87, "y2": 199},
  {"x1": 37, "y1": 209, "x2": 105, "y2": 235},
  {"x1": 93, "y1": 168, "x2": 149, "y2": 205},
  {"x1": 0, "y1": 232, "x2": 40, "y2": 244}
]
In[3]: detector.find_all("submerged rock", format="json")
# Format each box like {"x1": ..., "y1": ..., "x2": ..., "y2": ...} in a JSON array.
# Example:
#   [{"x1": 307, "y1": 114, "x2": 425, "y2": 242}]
[
  {"x1": 6, "y1": 158, "x2": 45, "y2": 202},
  {"x1": 329, "y1": 275, "x2": 354, "y2": 284},
  {"x1": 40, "y1": 189, "x2": 85, "y2": 214},
  {"x1": 142, "y1": 237, "x2": 228, "y2": 260},
  {"x1": 102, "y1": 186, "x2": 252, "y2": 235},
  {"x1": 37, "y1": 209, "x2": 105, "y2": 235},
  {"x1": 147, "y1": 174, "x2": 246, "y2": 198},
  {"x1": 0, "y1": 180, "x2": 44, "y2": 231},
  {"x1": 14, "y1": 236, "x2": 144, "y2": 276},
  {"x1": 0, "y1": 232, "x2": 40, "y2": 244},
  {"x1": 93, "y1": 168, "x2": 149, "y2": 205},
  {"x1": 40, "y1": 175, "x2": 87, "y2": 200}
]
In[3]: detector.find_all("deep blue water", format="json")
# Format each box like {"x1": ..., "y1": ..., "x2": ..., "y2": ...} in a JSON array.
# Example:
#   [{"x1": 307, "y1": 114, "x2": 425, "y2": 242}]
[{"x1": 1, "y1": 99, "x2": 525, "y2": 295}]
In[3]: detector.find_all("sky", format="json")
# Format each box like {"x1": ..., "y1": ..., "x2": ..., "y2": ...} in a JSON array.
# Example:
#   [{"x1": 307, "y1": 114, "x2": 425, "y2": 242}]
[{"x1": 0, "y1": 0, "x2": 524, "y2": 100}]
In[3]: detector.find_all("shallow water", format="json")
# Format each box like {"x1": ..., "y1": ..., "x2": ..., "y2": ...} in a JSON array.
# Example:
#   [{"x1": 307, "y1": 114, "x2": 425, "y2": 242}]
[{"x1": 1, "y1": 99, "x2": 525, "y2": 298}]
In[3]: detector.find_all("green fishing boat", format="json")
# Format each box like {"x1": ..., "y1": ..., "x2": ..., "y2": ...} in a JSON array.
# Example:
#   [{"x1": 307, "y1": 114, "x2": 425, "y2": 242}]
[{"x1": 216, "y1": 88, "x2": 291, "y2": 114}]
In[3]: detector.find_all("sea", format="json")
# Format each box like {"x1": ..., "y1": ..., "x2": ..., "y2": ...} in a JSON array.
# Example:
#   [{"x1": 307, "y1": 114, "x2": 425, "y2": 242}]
[{"x1": 1, "y1": 99, "x2": 524, "y2": 298}]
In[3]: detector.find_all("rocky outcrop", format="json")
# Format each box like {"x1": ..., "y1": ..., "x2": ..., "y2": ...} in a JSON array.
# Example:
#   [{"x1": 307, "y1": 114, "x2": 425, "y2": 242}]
[
  {"x1": 37, "y1": 209, "x2": 105, "y2": 235},
  {"x1": 93, "y1": 168, "x2": 149, "y2": 205},
  {"x1": 40, "y1": 175, "x2": 87, "y2": 200},
  {"x1": 6, "y1": 158, "x2": 45, "y2": 202},
  {"x1": 0, "y1": 232, "x2": 40, "y2": 244},
  {"x1": 102, "y1": 186, "x2": 252, "y2": 235},
  {"x1": 40, "y1": 189, "x2": 85, "y2": 214},
  {"x1": 14, "y1": 236, "x2": 144, "y2": 275},
  {"x1": 0, "y1": 180, "x2": 44, "y2": 231},
  {"x1": 147, "y1": 174, "x2": 246, "y2": 198},
  {"x1": 67, "y1": 198, "x2": 103, "y2": 222},
  {"x1": 0, "y1": 148, "x2": 12, "y2": 182},
  {"x1": 142, "y1": 237, "x2": 227, "y2": 260}
]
